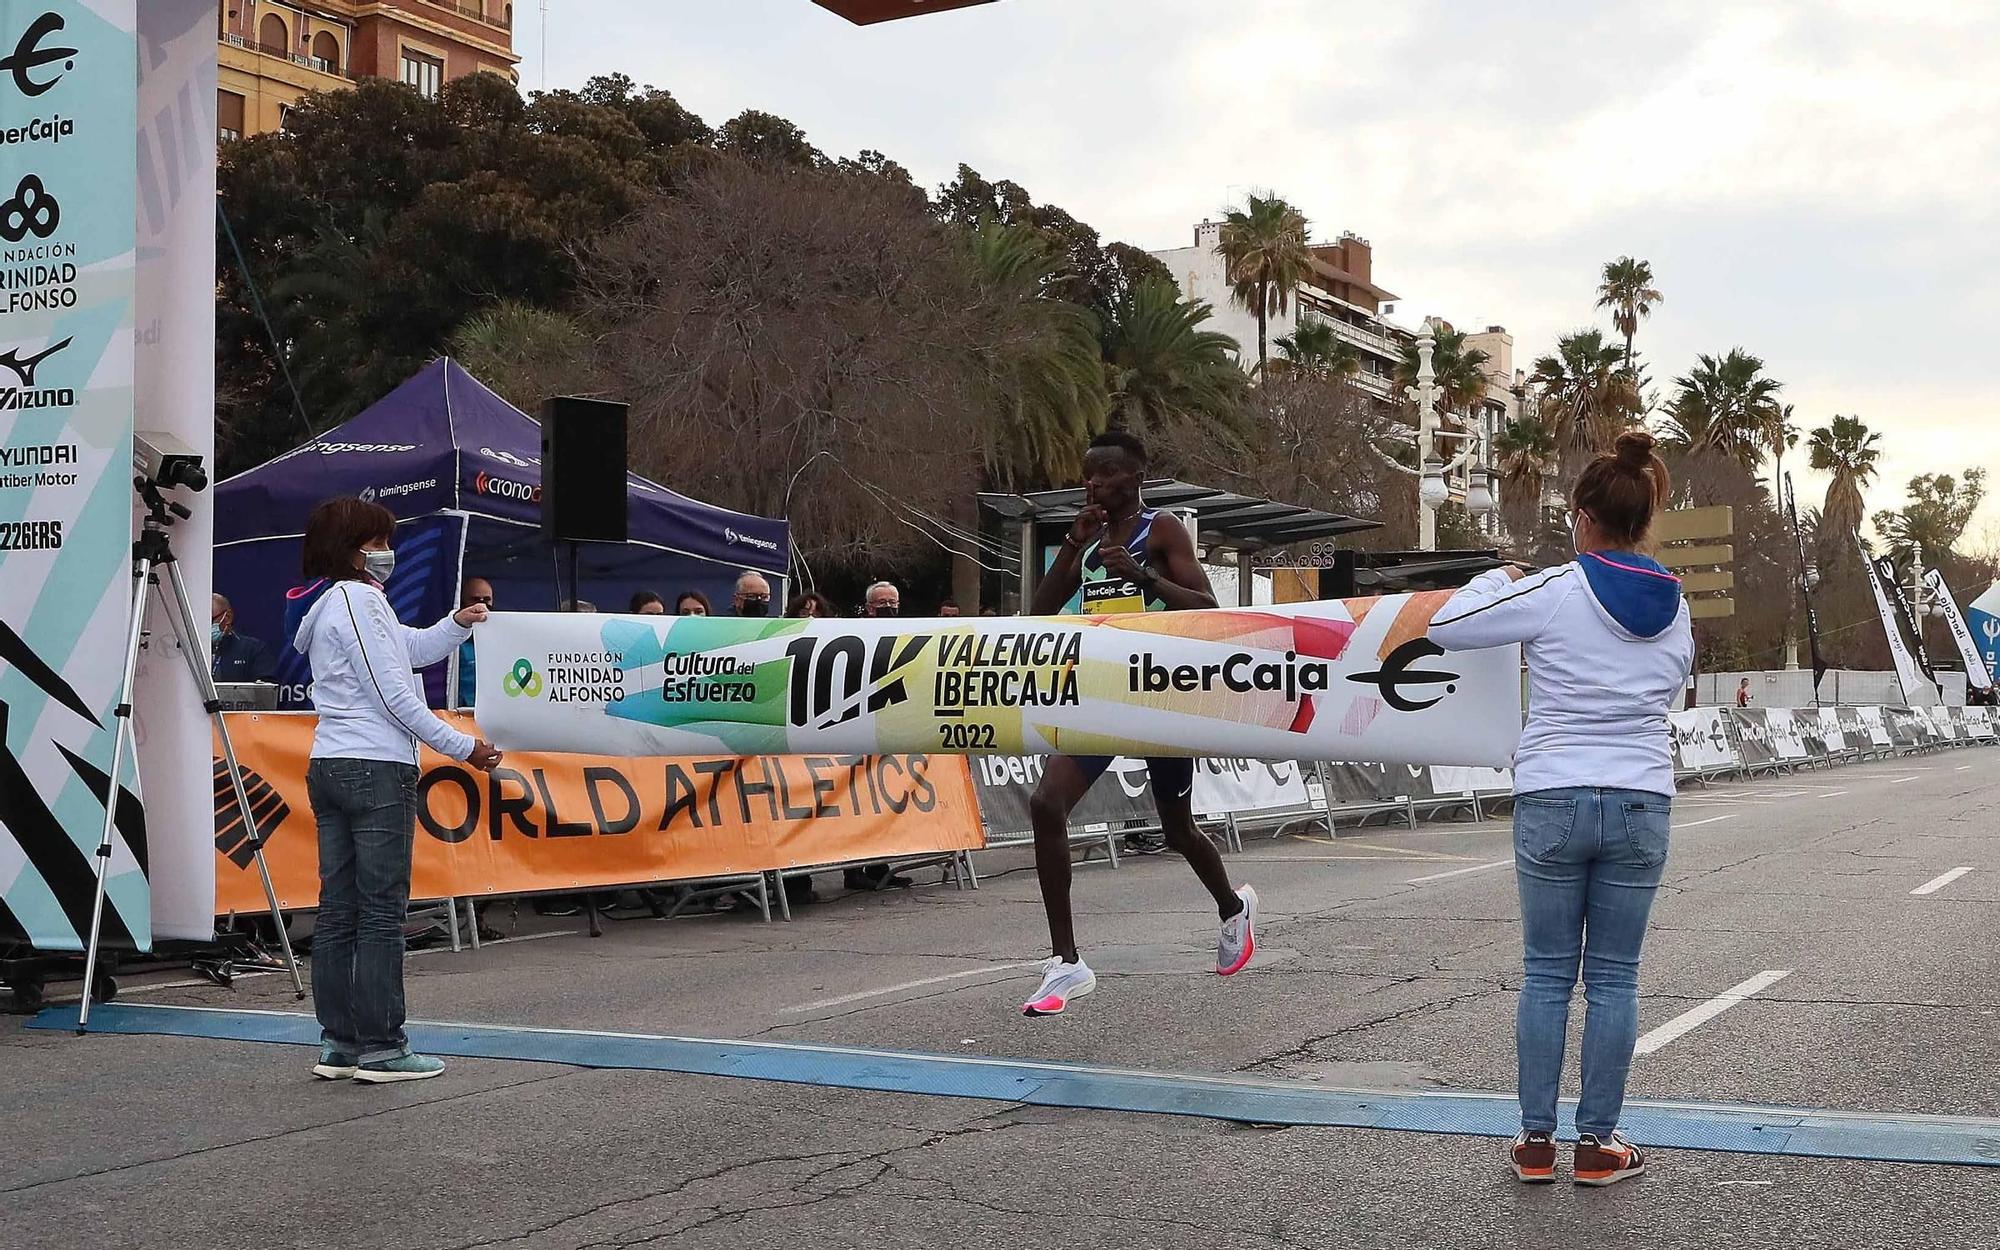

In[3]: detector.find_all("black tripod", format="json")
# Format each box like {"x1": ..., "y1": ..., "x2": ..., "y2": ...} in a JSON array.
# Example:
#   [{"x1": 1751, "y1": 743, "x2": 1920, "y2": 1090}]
[{"x1": 76, "y1": 476, "x2": 304, "y2": 1029}]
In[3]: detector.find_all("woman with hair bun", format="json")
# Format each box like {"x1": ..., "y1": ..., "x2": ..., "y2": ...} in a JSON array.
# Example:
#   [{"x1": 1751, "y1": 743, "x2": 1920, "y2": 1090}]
[{"x1": 1429, "y1": 429, "x2": 1693, "y2": 1187}]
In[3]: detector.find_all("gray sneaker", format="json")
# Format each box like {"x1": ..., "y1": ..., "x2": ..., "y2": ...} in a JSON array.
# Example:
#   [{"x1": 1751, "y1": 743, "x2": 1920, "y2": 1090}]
[
  {"x1": 353, "y1": 1052, "x2": 446, "y2": 1084},
  {"x1": 1216, "y1": 884, "x2": 1257, "y2": 975},
  {"x1": 1021, "y1": 957, "x2": 1096, "y2": 1016}
]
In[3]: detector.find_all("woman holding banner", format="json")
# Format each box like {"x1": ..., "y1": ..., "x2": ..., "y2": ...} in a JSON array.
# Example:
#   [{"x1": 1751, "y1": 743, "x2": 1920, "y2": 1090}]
[
  {"x1": 1430, "y1": 431, "x2": 1692, "y2": 1187},
  {"x1": 286, "y1": 498, "x2": 503, "y2": 1084}
]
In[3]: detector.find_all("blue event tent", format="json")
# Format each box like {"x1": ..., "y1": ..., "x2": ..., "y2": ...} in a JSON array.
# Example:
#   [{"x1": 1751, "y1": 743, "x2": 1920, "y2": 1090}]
[{"x1": 214, "y1": 358, "x2": 789, "y2": 708}]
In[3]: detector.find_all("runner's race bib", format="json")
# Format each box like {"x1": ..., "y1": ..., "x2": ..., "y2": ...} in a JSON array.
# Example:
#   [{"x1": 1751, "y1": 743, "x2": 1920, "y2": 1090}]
[{"x1": 1081, "y1": 578, "x2": 1147, "y2": 615}]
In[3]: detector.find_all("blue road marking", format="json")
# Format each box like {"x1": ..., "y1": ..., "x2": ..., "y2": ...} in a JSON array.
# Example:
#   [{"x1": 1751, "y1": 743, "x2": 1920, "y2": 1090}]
[{"x1": 31, "y1": 1002, "x2": 2000, "y2": 1168}]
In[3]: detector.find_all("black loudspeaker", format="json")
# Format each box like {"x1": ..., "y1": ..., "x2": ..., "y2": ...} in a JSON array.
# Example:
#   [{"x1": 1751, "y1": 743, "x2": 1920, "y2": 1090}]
[{"x1": 540, "y1": 396, "x2": 630, "y2": 543}]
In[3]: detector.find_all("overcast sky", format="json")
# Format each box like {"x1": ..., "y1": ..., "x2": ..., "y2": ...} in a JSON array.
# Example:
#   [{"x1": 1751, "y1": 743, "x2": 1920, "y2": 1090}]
[{"x1": 530, "y1": 0, "x2": 1999, "y2": 545}]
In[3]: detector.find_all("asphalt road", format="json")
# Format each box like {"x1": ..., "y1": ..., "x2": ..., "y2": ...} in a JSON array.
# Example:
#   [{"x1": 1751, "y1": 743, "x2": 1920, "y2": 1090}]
[{"x1": 4, "y1": 749, "x2": 1997, "y2": 1248}]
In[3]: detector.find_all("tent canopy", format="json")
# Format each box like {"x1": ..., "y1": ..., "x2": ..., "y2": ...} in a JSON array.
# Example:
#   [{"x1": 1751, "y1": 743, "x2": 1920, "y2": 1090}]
[
  {"x1": 216, "y1": 358, "x2": 788, "y2": 572},
  {"x1": 214, "y1": 359, "x2": 788, "y2": 708}
]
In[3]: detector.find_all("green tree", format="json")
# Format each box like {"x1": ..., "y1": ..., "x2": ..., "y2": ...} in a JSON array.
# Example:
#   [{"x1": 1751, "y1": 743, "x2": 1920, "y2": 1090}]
[
  {"x1": 1273, "y1": 320, "x2": 1362, "y2": 381},
  {"x1": 1215, "y1": 193, "x2": 1311, "y2": 379},
  {"x1": 216, "y1": 74, "x2": 671, "y2": 472},
  {"x1": 970, "y1": 220, "x2": 1111, "y2": 490},
  {"x1": 1661, "y1": 349, "x2": 1782, "y2": 471},
  {"x1": 715, "y1": 109, "x2": 822, "y2": 166},
  {"x1": 447, "y1": 300, "x2": 593, "y2": 414},
  {"x1": 1806, "y1": 414, "x2": 1883, "y2": 542},
  {"x1": 932, "y1": 165, "x2": 1172, "y2": 331},
  {"x1": 1529, "y1": 328, "x2": 1641, "y2": 475},
  {"x1": 1101, "y1": 278, "x2": 1249, "y2": 453},
  {"x1": 1872, "y1": 470, "x2": 1989, "y2": 564},
  {"x1": 1595, "y1": 256, "x2": 1662, "y2": 372}
]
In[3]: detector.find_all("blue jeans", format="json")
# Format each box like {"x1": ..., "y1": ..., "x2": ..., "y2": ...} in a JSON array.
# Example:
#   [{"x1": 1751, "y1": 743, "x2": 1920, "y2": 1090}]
[
  {"x1": 1513, "y1": 786, "x2": 1669, "y2": 1138},
  {"x1": 308, "y1": 758, "x2": 419, "y2": 1063}
]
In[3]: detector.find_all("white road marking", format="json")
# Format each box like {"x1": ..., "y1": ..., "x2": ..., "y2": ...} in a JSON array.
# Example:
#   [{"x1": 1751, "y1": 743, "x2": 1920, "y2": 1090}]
[
  {"x1": 1956, "y1": 765, "x2": 1973, "y2": 771},
  {"x1": 1674, "y1": 815, "x2": 1739, "y2": 829},
  {"x1": 1819, "y1": 790, "x2": 1848, "y2": 798},
  {"x1": 1911, "y1": 867, "x2": 1975, "y2": 896},
  {"x1": 1634, "y1": 970, "x2": 1792, "y2": 1056},
  {"x1": 783, "y1": 962, "x2": 1041, "y2": 1014},
  {"x1": 1406, "y1": 858, "x2": 1512, "y2": 884},
  {"x1": 1889, "y1": 776, "x2": 1921, "y2": 785}
]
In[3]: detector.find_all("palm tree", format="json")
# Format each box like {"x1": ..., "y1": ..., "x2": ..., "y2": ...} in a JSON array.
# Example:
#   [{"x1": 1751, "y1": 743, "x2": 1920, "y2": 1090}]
[
  {"x1": 1215, "y1": 193, "x2": 1311, "y2": 380},
  {"x1": 1595, "y1": 256, "x2": 1662, "y2": 373},
  {"x1": 970, "y1": 220, "x2": 1109, "y2": 490},
  {"x1": 1492, "y1": 413, "x2": 1559, "y2": 542},
  {"x1": 1273, "y1": 319, "x2": 1362, "y2": 381},
  {"x1": 1394, "y1": 323, "x2": 1493, "y2": 417},
  {"x1": 1528, "y1": 329, "x2": 1641, "y2": 476},
  {"x1": 448, "y1": 300, "x2": 591, "y2": 415},
  {"x1": 1101, "y1": 277, "x2": 1250, "y2": 449},
  {"x1": 1806, "y1": 414, "x2": 1881, "y2": 542},
  {"x1": 1662, "y1": 349, "x2": 1781, "y2": 470},
  {"x1": 1760, "y1": 402, "x2": 1799, "y2": 510}
]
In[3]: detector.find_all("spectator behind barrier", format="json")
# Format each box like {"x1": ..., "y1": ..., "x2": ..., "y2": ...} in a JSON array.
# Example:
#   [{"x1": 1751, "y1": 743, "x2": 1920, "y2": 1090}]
[
  {"x1": 211, "y1": 593, "x2": 277, "y2": 683},
  {"x1": 938, "y1": 600, "x2": 962, "y2": 617},
  {"x1": 456, "y1": 577, "x2": 493, "y2": 708},
  {"x1": 863, "y1": 580, "x2": 900, "y2": 618},
  {"x1": 731, "y1": 572, "x2": 771, "y2": 617},
  {"x1": 786, "y1": 590, "x2": 839, "y2": 619},
  {"x1": 630, "y1": 591, "x2": 666, "y2": 615},
  {"x1": 675, "y1": 590, "x2": 711, "y2": 616},
  {"x1": 848, "y1": 578, "x2": 910, "y2": 892}
]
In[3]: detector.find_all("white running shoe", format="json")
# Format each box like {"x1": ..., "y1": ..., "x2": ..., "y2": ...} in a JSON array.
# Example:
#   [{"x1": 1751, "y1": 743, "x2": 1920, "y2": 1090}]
[
  {"x1": 1021, "y1": 957, "x2": 1096, "y2": 1016},
  {"x1": 1216, "y1": 884, "x2": 1257, "y2": 975}
]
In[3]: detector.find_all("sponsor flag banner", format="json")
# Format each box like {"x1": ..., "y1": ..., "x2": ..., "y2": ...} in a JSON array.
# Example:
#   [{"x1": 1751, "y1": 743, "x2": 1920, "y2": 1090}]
[
  {"x1": 476, "y1": 595, "x2": 1522, "y2": 767},
  {"x1": 0, "y1": 1, "x2": 146, "y2": 952},
  {"x1": 1968, "y1": 581, "x2": 2000, "y2": 689},
  {"x1": 211, "y1": 713, "x2": 983, "y2": 912},
  {"x1": 1926, "y1": 569, "x2": 1993, "y2": 692},
  {"x1": 1860, "y1": 540, "x2": 1932, "y2": 702}
]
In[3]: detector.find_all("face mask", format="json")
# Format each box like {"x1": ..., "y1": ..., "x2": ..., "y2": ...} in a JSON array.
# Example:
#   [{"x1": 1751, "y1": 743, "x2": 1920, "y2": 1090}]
[
  {"x1": 363, "y1": 548, "x2": 396, "y2": 584},
  {"x1": 737, "y1": 596, "x2": 769, "y2": 617},
  {"x1": 210, "y1": 623, "x2": 223, "y2": 644},
  {"x1": 871, "y1": 604, "x2": 900, "y2": 618}
]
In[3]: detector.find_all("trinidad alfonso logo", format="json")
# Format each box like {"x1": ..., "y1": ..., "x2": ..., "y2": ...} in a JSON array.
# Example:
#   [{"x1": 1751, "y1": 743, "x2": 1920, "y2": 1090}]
[{"x1": 502, "y1": 658, "x2": 544, "y2": 698}]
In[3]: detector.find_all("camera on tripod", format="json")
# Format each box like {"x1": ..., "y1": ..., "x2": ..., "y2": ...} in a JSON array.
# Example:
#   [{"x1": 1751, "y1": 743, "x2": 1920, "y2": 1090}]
[
  {"x1": 134, "y1": 430, "x2": 207, "y2": 493},
  {"x1": 133, "y1": 431, "x2": 207, "y2": 527}
]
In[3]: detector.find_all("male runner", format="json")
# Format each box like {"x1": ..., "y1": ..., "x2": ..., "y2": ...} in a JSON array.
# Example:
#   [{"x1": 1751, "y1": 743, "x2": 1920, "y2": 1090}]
[{"x1": 1020, "y1": 430, "x2": 1256, "y2": 1016}]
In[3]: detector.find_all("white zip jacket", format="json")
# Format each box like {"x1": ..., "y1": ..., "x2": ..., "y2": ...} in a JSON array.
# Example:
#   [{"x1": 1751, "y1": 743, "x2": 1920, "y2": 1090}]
[
  {"x1": 293, "y1": 579, "x2": 476, "y2": 764},
  {"x1": 1429, "y1": 553, "x2": 1693, "y2": 796}
]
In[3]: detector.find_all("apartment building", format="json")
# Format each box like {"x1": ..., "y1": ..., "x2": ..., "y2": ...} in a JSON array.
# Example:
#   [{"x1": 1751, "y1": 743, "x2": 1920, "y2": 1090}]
[{"x1": 217, "y1": 1, "x2": 519, "y2": 141}]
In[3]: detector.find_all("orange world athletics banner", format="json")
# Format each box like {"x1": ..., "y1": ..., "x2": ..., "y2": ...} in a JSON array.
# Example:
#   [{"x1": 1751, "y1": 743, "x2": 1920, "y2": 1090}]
[{"x1": 211, "y1": 713, "x2": 984, "y2": 913}]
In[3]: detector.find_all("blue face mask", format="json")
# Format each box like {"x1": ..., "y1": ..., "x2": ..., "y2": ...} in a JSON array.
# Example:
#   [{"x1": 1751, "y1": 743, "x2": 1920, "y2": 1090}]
[{"x1": 211, "y1": 623, "x2": 223, "y2": 644}]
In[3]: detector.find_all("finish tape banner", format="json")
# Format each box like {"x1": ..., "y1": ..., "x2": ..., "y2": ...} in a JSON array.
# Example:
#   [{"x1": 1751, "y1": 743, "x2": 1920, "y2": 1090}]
[
  {"x1": 211, "y1": 713, "x2": 984, "y2": 913},
  {"x1": 475, "y1": 594, "x2": 1523, "y2": 767}
]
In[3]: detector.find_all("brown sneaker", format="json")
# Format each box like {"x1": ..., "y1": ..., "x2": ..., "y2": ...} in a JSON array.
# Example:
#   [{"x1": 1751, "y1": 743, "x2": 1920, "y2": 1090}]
[
  {"x1": 1510, "y1": 1130, "x2": 1557, "y2": 1183},
  {"x1": 1573, "y1": 1131, "x2": 1646, "y2": 1186}
]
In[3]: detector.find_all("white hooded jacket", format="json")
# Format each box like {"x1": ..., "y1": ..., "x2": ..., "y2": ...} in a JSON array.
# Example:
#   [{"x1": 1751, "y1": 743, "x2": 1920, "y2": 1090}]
[
  {"x1": 291, "y1": 578, "x2": 475, "y2": 765},
  {"x1": 1429, "y1": 552, "x2": 1693, "y2": 796}
]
